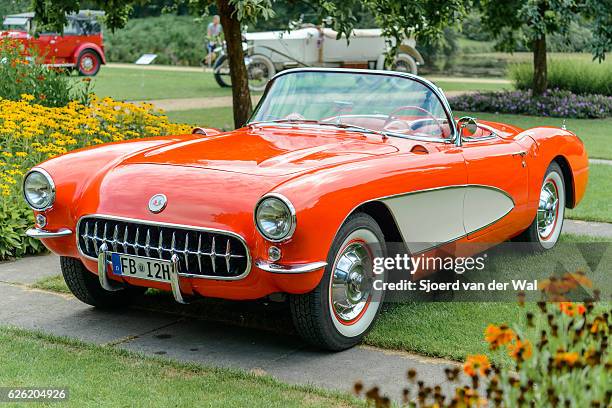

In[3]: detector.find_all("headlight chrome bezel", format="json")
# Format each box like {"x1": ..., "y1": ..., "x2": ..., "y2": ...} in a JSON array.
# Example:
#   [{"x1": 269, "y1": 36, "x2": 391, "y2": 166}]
[
  {"x1": 254, "y1": 193, "x2": 297, "y2": 242},
  {"x1": 23, "y1": 168, "x2": 56, "y2": 211}
]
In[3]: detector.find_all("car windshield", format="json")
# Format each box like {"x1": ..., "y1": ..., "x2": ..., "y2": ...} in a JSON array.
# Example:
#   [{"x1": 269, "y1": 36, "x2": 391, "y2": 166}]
[
  {"x1": 2, "y1": 17, "x2": 29, "y2": 31},
  {"x1": 249, "y1": 70, "x2": 454, "y2": 140}
]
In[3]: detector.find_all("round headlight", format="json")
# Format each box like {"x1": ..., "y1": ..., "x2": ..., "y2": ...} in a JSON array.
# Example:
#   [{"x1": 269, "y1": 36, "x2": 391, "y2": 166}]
[
  {"x1": 255, "y1": 195, "x2": 296, "y2": 241},
  {"x1": 23, "y1": 169, "x2": 55, "y2": 210}
]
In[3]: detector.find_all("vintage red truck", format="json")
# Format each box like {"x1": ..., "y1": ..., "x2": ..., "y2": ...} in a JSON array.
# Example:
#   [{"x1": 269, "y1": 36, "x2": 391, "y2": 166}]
[{"x1": 1, "y1": 10, "x2": 105, "y2": 76}]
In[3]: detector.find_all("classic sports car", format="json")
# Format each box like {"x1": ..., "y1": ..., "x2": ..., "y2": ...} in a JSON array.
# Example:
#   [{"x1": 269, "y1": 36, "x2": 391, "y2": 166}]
[
  {"x1": 1, "y1": 10, "x2": 105, "y2": 76},
  {"x1": 214, "y1": 26, "x2": 423, "y2": 91},
  {"x1": 23, "y1": 68, "x2": 588, "y2": 350}
]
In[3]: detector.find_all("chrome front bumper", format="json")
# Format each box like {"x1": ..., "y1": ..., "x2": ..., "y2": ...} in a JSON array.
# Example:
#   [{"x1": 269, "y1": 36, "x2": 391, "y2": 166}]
[
  {"x1": 96, "y1": 247, "x2": 327, "y2": 305},
  {"x1": 256, "y1": 260, "x2": 327, "y2": 274},
  {"x1": 26, "y1": 227, "x2": 73, "y2": 238},
  {"x1": 96, "y1": 243, "x2": 189, "y2": 304}
]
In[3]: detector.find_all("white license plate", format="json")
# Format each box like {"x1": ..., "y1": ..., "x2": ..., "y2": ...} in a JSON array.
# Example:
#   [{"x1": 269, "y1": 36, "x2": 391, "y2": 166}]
[{"x1": 110, "y1": 253, "x2": 173, "y2": 283}]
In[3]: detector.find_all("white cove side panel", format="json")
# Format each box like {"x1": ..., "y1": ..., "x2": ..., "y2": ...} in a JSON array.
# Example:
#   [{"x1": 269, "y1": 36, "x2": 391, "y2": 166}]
[
  {"x1": 463, "y1": 186, "x2": 514, "y2": 233},
  {"x1": 381, "y1": 185, "x2": 515, "y2": 253},
  {"x1": 382, "y1": 188, "x2": 466, "y2": 254}
]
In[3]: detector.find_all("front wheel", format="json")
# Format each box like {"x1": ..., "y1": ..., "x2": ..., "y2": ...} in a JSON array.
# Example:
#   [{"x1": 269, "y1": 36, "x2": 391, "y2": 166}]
[
  {"x1": 515, "y1": 162, "x2": 566, "y2": 251},
  {"x1": 290, "y1": 213, "x2": 386, "y2": 351},
  {"x1": 76, "y1": 49, "x2": 101, "y2": 76}
]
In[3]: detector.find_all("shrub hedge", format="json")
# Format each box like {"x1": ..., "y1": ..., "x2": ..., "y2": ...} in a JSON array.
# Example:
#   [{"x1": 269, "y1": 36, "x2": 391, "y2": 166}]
[
  {"x1": 449, "y1": 89, "x2": 612, "y2": 119},
  {"x1": 510, "y1": 57, "x2": 612, "y2": 96},
  {"x1": 104, "y1": 15, "x2": 209, "y2": 66}
]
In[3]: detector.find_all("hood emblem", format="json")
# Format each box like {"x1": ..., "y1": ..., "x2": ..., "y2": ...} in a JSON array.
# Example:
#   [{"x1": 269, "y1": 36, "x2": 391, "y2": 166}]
[{"x1": 148, "y1": 194, "x2": 167, "y2": 213}]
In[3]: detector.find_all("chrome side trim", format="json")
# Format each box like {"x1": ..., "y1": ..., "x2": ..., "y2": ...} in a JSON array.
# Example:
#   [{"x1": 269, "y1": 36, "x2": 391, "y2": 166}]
[
  {"x1": 256, "y1": 260, "x2": 327, "y2": 274},
  {"x1": 76, "y1": 214, "x2": 252, "y2": 281},
  {"x1": 26, "y1": 227, "x2": 72, "y2": 238}
]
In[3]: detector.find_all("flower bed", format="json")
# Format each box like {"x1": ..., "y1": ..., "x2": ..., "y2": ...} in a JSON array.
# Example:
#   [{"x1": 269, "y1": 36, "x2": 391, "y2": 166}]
[
  {"x1": 0, "y1": 96, "x2": 191, "y2": 259},
  {"x1": 449, "y1": 89, "x2": 612, "y2": 119}
]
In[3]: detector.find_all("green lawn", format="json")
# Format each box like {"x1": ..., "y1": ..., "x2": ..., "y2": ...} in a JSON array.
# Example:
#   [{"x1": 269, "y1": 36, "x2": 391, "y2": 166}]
[
  {"x1": 566, "y1": 164, "x2": 612, "y2": 222},
  {"x1": 434, "y1": 80, "x2": 511, "y2": 92},
  {"x1": 167, "y1": 106, "x2": 235, "y2": 130},
  {"x1": 455, "y1": 111, "x2": 612, "y2": 161},
  {"x1": 0, "y1": 327, "x2": 359, "y2": 408},
  {"x1": 76, "y1": 67, "x2": 231, "y2": 101}
]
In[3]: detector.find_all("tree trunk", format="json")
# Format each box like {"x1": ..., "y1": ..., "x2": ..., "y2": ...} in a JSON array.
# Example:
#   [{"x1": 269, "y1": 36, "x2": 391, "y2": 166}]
[
  {"x1": 216, "y1": 0, "x2": 252, "y2": 128},
  {"x1": 532, "y1": 33, "x2": 547, "y2": 96}
]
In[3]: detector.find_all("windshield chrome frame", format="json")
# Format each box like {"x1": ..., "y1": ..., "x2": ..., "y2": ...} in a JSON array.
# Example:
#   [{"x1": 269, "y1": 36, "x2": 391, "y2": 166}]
[{"x1": 248, "y1": 67, "x2": 457, "y2": 145}]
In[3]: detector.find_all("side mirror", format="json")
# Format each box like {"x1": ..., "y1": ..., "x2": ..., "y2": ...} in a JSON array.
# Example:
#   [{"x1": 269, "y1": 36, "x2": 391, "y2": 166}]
[{"x1": 457, "y1": 116, "x2": 478, "y2": 137}]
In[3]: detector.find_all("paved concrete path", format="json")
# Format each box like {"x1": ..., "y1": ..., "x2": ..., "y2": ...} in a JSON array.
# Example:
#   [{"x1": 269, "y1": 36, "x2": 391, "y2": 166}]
[
  {"x1": 0, "y1": 256, "x2": 462, "y2": 402},
  {"x1": 590, "y1": 158, "x2": 612, "y2": 166},
  {"x1": 563, "y1": 219, "x2": 612, "y2": 238}
]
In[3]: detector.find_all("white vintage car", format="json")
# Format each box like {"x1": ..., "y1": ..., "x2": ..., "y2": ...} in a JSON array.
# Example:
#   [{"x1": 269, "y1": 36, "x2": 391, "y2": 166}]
[{"x1": 213, "y1": 26, "x2": 423, "y2": 91}]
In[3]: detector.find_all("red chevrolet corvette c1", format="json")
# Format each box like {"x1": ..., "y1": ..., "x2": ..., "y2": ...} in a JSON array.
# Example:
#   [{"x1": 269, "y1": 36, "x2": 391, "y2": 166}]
[{"x1": 23, "y1": 68, "x2": 588, "y2": 350}]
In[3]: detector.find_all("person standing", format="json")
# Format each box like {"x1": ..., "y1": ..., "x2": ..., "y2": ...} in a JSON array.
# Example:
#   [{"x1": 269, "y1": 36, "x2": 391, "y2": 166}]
[{"x1": 205, "y1": 15, "x2": 223, "y2": 67}]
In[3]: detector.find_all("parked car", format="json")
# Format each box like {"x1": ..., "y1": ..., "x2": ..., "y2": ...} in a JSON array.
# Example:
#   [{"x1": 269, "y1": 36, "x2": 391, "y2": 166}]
[
  {"x1": 0, "y1": 10, "x2": 105, "y2": 76},
  {"x1": 23, "y1": 68, "x2": 588, "y2": 350},
  {"x1": 214, "y1": 26, "x2": 424, "y2": 91}
]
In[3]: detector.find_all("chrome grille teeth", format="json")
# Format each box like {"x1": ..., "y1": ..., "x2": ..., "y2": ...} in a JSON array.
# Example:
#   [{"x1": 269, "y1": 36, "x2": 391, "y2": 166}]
[
  {"x1": 210, "y1": 236, "x2": 216, "y2": 274},
  {"x1": 134, "y1": 227, "x2": 140, "y2": 256},
  {"x1": 78, "y1": 217, "x2": 248, "y2": 277},
  {"x1": 158, "y1": 230, "x2": 163, "y2": 258},
  {"x1": 123, "y1": 225, "x2": 128, "y2": 253},
  {"x1": 112, "y1": 225, "x2": 119, "y2": 252},
  {"x1": 145, "y1": 229, "x2": 151, "y2": 257},
  {"x1": 225, "y1": 239, "x2": 231, "y2": 272},
  {"x1": 92, "y1": 222, "x2": 99, "y2": 253},
  {"x1": 184, "y1": 233, "x2": 190, "y2": 270},
  {"x1": 83, "y1": 222, "x2": 90, "y2": 253},
  {"x1": 197, "y1": 234, "x2": 203, "y2": 273}
]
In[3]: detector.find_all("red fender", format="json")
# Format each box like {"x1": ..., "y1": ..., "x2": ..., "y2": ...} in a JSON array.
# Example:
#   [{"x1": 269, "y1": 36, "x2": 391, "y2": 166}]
[{"x1": 72, "y1": 42, "x2": 106, "y2": 64}]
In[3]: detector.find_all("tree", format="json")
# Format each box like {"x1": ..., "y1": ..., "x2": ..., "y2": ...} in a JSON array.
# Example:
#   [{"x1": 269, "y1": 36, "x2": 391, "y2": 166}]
[
  {"x1": 479, "y1": 0, "x2": 611, "y2": 96},
  {"x1": 32, "y1": 0, "x2": 467, "y2": 127}
]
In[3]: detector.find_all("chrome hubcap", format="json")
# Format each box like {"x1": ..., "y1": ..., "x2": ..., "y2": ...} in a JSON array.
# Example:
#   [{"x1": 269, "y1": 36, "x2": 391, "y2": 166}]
[
  {"x1": 331, "y1": 241, "x2": 372, "y2": 322},
  {"x1": 82, "y1": 56, "x2": 94, "y2": 70},
  {"x1": 537, "y1": 180, "x2": 559, "y2": 239}
]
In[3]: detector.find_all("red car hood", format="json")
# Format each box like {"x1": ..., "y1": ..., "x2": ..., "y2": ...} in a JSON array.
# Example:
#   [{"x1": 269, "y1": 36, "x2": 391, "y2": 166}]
[{"x1": 122, "y1": 126, "x2": 398, "y2": 177}]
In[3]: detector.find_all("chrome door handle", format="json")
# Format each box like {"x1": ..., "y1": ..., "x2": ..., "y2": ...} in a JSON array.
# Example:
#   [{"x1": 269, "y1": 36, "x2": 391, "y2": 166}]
[
  {"x1": 512, "y1": 151, "x2": 527, "y2": 157},
  {"x1": 49, "y1": 40, "x2": 56, "y2": 44}
]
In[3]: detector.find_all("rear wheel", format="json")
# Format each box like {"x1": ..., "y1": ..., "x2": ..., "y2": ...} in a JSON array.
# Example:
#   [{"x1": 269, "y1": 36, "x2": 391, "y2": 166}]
[
  {"x1": 60, "y1": 257, "x2": 145, "y2": 308},
  {"x1": 246, "y1": 54, "x2": 275, "y2": 92},
  {"x1": 388, "y1": 53, "x2": 418, "y2": 75},
  {"x1": 515, "y1": 162, "x2": 566, "y2": 251},
  {"x1": 290, "y1": 213, "x2": 386, "y2": 351},
  {"x1": 76, "y1": 49, "x2": 101, "y2": 76}
]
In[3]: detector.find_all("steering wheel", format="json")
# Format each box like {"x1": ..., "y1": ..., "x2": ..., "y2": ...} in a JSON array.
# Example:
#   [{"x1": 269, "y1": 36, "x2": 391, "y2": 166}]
[{"x1": 383, "y1": 105, "x2": 445, "y2": 137}]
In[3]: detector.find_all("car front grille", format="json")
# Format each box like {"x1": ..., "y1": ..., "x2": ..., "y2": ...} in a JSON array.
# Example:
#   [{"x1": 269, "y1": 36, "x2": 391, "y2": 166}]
[{"x1": 77, "y1": 216, "x2": 250, "y2": 279}]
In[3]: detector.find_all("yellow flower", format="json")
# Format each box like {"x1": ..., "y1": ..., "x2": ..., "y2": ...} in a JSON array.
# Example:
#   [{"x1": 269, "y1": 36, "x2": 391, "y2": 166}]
[{"x1": 20, "y1": 93, "x2": 35, "y2": 102}]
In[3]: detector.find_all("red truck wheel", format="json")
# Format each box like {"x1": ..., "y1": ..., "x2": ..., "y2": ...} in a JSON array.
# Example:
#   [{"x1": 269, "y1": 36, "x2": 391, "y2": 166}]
[{"x1": 77, "y1": 50, "x2": 101, "y2": 76}]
